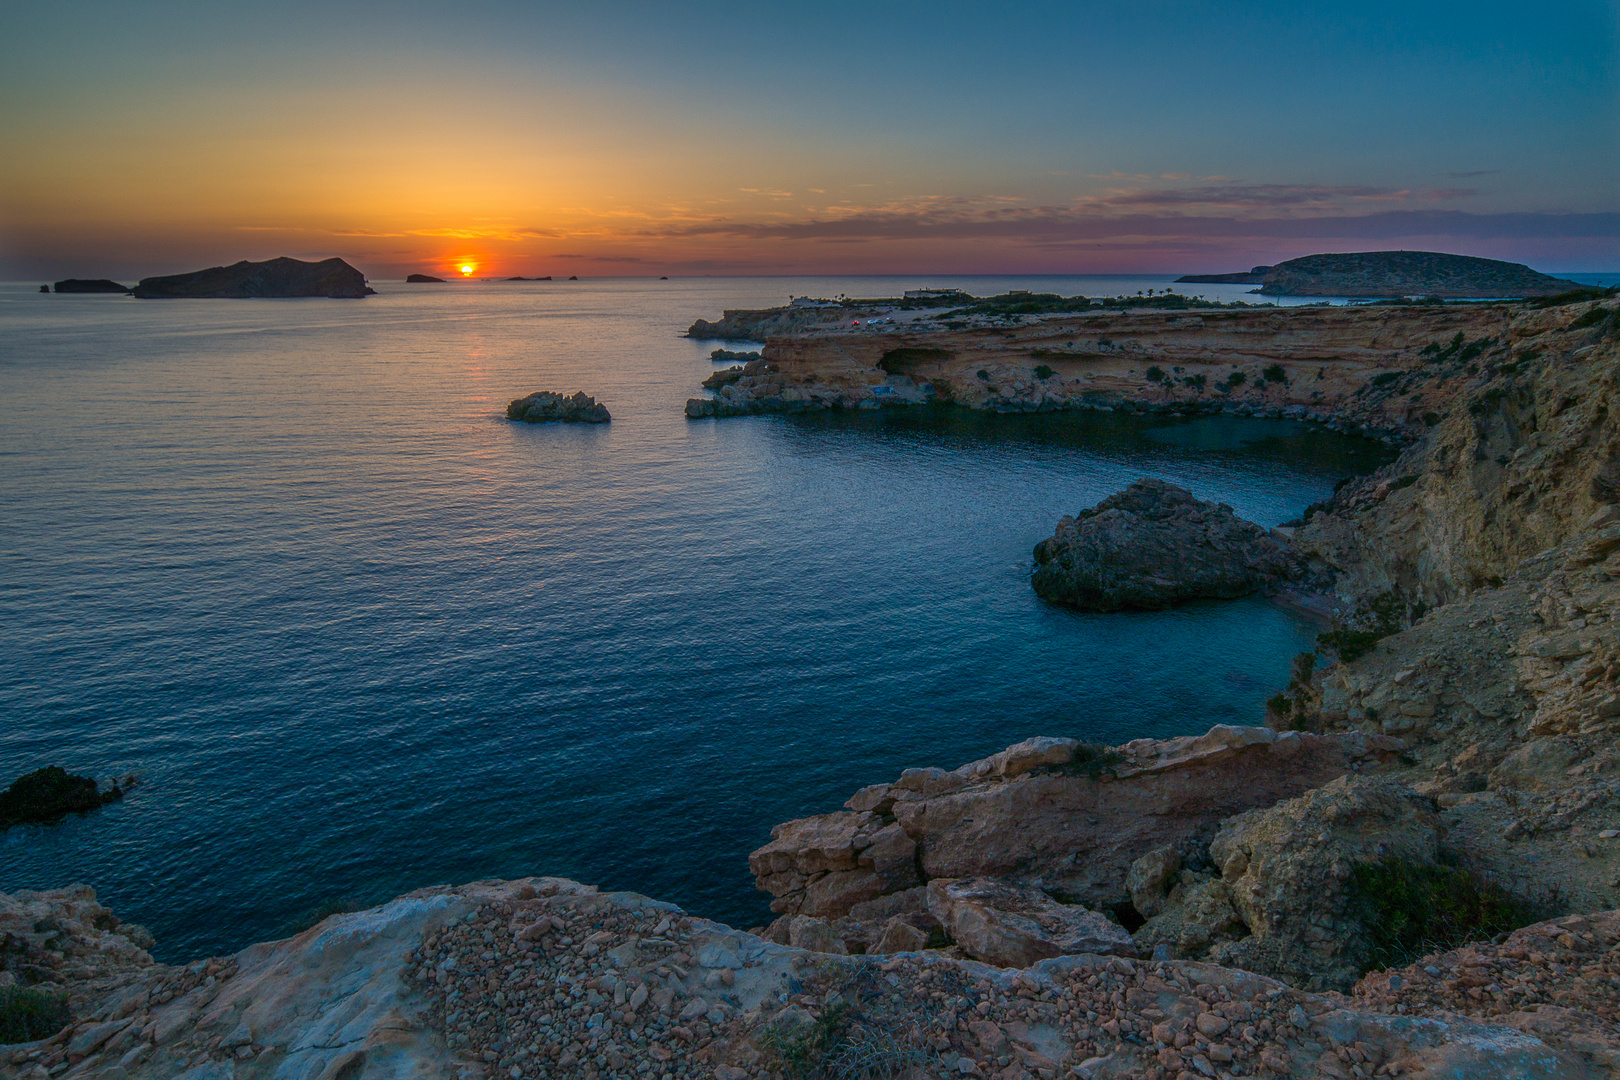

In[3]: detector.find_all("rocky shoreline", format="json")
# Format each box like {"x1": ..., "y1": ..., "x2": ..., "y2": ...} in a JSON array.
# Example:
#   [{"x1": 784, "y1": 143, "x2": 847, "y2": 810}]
[{"x1": 2, "y1": 287, "x2": 1618, "y2": 1079}]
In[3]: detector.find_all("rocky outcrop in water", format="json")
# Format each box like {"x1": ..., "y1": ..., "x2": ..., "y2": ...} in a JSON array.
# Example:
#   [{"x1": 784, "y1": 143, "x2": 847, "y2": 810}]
[
  {"x1": 505, "y1": 391, "x2": 611, "y2": 424},
  {"x1": 3, "y1": 879, "x2": 1611, "y2": 1080},
  {"x1": 0, "y1": 768, "x2": 126, "y2": 831},
  {"x1": 406, "y1": 273, "x2": 446, "y2": 283},
  {"x1": 51, "y1": 280, "x2": 128, "y2": 294},
  {"x1": 132, "y1": 257, "x2": 372, "y2": 299},
  {"x1": 1257, "y1": 250, "x2": 1582, "y2": 299},
  {"x1": 1030, "y1": 480, "x2": 1301, "y2": 610}
]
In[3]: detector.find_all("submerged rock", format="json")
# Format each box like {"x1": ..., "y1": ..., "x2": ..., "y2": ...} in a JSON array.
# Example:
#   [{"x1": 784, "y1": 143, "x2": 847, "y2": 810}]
[
  {"x1": 505, "y1": 390, "x2": 611, "y2": 424},
  {"x1": 132, "y1": 256, "x2": 372, "y2": 299},
  {"x1": 1031, "y1": 478, "x2": 1299, "y2": 610}
]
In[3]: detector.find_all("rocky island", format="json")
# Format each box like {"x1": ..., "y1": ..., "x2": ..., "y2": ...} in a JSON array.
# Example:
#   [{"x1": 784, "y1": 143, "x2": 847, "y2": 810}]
[
  {"x1": 406, "y1": 273, "x2": 447, "y2": 283},
  {"x1": 51, "y1": 279, "x2": 129, "y2": 294},
  {"x1": 506, "y1": 391, "x2": 612, "y2": 424},
  {"x1": 2, "y1": 286, "x2": 1618, "y2": 1080},
  {"x1": 1178, "y1": 251, "x2": 1582, "y2": 299},
  {"x1": 132, "y1": 257, "x2": 373, "y2": 299}
]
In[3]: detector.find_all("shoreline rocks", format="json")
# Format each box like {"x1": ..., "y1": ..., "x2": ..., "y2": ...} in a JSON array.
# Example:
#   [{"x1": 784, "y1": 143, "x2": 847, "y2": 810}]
[
  {"x1": 131, "y1": 257, "x2": 372, "y2": 299},
  {"x1": 506, "y1": 391, "x2": 611, "y2": 424},
  {"x1": 1031, "y1": 479, "x2": 1302, "y2": 610}
]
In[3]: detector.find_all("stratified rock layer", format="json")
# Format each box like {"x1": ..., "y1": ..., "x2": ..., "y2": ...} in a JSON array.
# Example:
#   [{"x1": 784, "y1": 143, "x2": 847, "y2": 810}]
[
  {"x1": 1030, "y1": 479, "x2": 1299, "y2": 610},
  {"x1": 505, "y1": 391, "x2": 611, "y2": 424},
  {"x1": 132, "y1": 257, "x2": 371, "y2": 299}
]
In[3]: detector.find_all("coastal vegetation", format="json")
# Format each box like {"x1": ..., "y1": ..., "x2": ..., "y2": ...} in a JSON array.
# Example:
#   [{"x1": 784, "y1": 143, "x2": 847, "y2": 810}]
[
  {"x1": 1350, "y1": 856, "x2": 1544, "y2": 972},
  {"x1": 0, "y1": 986, "x2": 70, "y2": 1044}
]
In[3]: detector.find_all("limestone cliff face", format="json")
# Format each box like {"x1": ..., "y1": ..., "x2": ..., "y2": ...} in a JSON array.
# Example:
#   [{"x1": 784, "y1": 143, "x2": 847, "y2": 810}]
[
  {"x1": 688, "y1": 303, "x2": 1523, "y2": 441},
  {"x1": 1292, "y1": 297, "x2": 1620, "y2": 608}
]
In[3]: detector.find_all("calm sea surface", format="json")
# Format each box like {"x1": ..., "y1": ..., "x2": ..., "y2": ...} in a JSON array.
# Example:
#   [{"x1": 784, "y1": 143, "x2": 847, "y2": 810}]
[{"x1": 0, "y1": 275, "x2": 1393, "y2": 960}]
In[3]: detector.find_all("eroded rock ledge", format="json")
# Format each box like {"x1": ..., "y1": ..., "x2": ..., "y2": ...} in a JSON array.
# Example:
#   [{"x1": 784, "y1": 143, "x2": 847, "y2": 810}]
[{"x1": 4, "y1": 878, "x2": 1615, "y2": 1080}]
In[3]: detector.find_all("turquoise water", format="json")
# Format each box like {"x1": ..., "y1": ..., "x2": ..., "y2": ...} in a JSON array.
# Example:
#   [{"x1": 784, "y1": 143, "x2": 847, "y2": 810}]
[{"x1": 0, "y1": 276, "x2": 1391, "y2": 960}]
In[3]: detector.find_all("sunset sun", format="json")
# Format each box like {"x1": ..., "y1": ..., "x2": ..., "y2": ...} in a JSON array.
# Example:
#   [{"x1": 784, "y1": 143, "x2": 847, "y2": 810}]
[{"x1": 459, "y1": 264, "x2": 474, "y2": 276}]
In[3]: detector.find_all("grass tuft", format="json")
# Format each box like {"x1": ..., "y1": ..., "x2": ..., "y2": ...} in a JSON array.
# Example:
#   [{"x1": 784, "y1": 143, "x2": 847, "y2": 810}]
[{"x1": 0, "y1": 986, "x2": 70, "y2": 1044}]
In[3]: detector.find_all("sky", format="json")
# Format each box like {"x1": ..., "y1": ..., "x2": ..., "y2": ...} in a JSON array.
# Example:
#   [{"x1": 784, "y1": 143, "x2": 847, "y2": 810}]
[{"x1": 2, "y1": 1, "x2": 1617, "y2": 279}]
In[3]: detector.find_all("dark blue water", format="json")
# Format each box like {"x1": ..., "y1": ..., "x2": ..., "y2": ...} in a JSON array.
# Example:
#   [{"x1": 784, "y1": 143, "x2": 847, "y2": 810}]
[{"x1": 0, "y1": 277, "x2": 1392, "y2": 960}]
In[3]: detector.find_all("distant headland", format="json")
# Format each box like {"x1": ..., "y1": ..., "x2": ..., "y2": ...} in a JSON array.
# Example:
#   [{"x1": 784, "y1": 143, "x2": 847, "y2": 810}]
[
  {"x1": 1177, "y1": 249, "x2": 1582, "y2": 298},
  {"x1": 131, "y1": 256, "x2": 372, "y2": 299}
]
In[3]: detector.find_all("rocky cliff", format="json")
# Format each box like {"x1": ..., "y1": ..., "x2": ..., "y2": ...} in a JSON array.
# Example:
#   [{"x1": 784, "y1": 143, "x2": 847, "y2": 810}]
[
  {"x1": 684, "y1": 301, "x2": 1527, "y2": 442},
  {"x1": 1257, "y1": 251, "x2": 1582, "y2": 299},
  {"x1": 132, "y1": 257, "x2": 372, "y2": 299}
]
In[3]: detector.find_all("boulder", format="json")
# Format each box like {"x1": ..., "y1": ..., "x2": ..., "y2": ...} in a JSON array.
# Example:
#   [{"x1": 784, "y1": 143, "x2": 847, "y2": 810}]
[
  {"x1": 1132, "y1": 875, "x2": 1246, "y2": 959},
  {"x1": 871, "y1": 918, "x2": 928, "y2": 954},
  {"x1": 1031, "y1": 479, "x2": 1299, "y2": 610},
  {"x1": 786, "y1": 915, "x2": 846, "y2": 955},
  {"x1": 924, "y1": 878, "x2": 1135, "y2": 967},
  {"x1": 53, "y1": 278, "x2": 128, "y2": 294},
  {"x1": 1207, "y1": 775, "x2": 1442, "y2": 990},
  {"x1": 505, "y1": 391, "x2": 611, "y2": 424},
  {"x1": 132, "y1": 257, "x2": 372, "y2": 299},
  {"x1": 1125, "y1": 846, "x2": 1182, "y2": 918}
]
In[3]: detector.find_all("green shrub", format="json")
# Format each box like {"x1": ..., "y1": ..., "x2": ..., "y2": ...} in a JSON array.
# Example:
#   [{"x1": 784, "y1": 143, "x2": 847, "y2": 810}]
[
  {"x1": 760, "y1": 1002, "x2": 849, "y2": 1078},
  {"x1": 1569, "y1": 306, "x2": 1614, "y2": 330},
  {"x1": 1224, "y1": 370, "x2": 1246, "y2": 388},
  {"x1": 1350, "y1": 857, "x2": 1544, "y2": 973},
  {"x1": 1184, "y1": 374, "x2": 1207, "y2": 390},
  {"x1": 1371, "y1": 371, "x2": 1401, "y2": 387},
  {"x1": 1056, "y1": 743, "x2": 1124, "y2": 778},
  {"x1": 1033, "y1": 364, "x2": 1055, "y2": 380},
  {"x1": 0, "y1": 986, "x2": 70, "y2": 1044},
  {"x1": 1145, "y1": 366, "x2": 1165, "y2": 383},
  {"x1": 1266, "y1": 693, "x2": 1293, "y2": 716},
  {"x1": 1262, "y1": 364, "x2": 1287, "y2": 383}
]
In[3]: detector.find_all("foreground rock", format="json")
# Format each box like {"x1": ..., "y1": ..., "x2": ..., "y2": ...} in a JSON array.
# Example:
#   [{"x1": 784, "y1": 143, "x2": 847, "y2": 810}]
[
  {"x1": 51, "y1": 279, "x2": 128, "y2": 294},
  {"x1": 750, "y1": 726, "x2": 1401, "y2": 929},
  {"x1": 2, "y1": 879, "x2": 1610, "y2": 1080},
  {"x1": 505, "y1": 391, "x2": 611, "y2": 424},
  {"x1": 0, "y1": 768, "x2": 125, "y2": 831},
  {"x1": 925, "y1": 878, "x2": 1136, "y2": 967},
  {"x1": 1031, "y1": 479, "x2": 1301, "y2": 610},
  {"x1": 1257, "y1": 250, "x2": 1582, "y2": 299},
  {"x1": 132, "y1": 257, "x2": 372, "y2": 299}
]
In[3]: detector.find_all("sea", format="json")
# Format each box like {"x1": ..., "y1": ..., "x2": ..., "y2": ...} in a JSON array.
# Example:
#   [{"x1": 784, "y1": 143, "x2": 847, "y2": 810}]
[{"x1": 3, "y1": 272, "x2": 1439, "y2": 961}]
